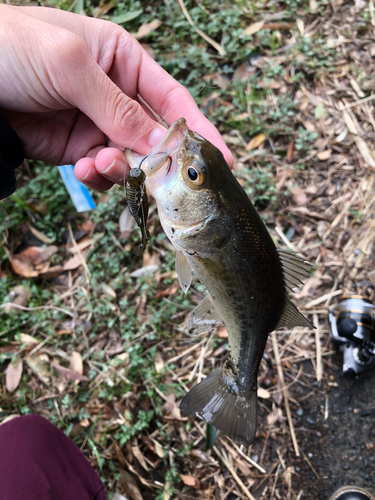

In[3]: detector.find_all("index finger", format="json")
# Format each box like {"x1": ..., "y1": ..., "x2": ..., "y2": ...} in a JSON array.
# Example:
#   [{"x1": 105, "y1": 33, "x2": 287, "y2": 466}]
[{"x1": 136, "y1": 52, "x2": 233, "y2": 167}]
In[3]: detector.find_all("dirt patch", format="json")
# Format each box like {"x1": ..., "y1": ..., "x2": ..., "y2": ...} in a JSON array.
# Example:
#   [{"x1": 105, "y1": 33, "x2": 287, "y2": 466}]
[{"x1": 292, "y1": 354, "x2": 375, "y2": 499}]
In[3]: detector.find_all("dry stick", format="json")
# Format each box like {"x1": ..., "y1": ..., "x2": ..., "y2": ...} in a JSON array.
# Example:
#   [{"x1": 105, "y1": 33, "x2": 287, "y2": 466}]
[
  {"x1": 68, "y1": 223, "x2": 90, "y2": 279},
  {"x1": 188, "y1": 330, "x2": 215, "y2": 383},
  {"x1": 213, "y1": 446, "x2": 256, "y2": 500},
  {"x1": 275, "y1": 224, "x2": 298, "y2": 252},
  {"x1": 252, "y1": 460, "x2": 279, "y2": 493},
  {"x1": 313, "y1": 313, "x2": 322, "y2": 384},
  {"x1": 271, "y1": 331, "x2": 300, "y2": 457},
  {"x1": 298, "y1": 445, "x2": 320, "y2": 479},
  {"x1": 177, "y1": 0, "x2": 226, "y2": 56},
  {"x1": 340, "y1": 93, "x2": 375, "y2": 109},
  {"x1": 304, "y1": 289, "x2": 342, "y2": 309},
  {"x1": 0, "y1": 303, "x2": 74, "y2": 317},
  {"x1": 167, "y1": 338, "x2": 206, "y2": 364},
  {"x1": 228, "y1": 439, "x2": 266, "y2": 474},
  {"x1": 269, "y1": 463, "x2": 280, "y2": 500}
]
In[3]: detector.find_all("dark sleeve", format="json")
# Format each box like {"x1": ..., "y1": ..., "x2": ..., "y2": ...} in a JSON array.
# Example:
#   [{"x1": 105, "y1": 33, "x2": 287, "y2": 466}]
[{"x1": 0, "y1": 114, "x2": 25, "y2": 200}]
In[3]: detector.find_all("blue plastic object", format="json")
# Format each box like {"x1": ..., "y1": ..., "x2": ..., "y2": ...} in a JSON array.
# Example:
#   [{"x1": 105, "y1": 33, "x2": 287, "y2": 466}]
[{"x1": 57, "y1": 165, "x2": 96, "y2": 212}]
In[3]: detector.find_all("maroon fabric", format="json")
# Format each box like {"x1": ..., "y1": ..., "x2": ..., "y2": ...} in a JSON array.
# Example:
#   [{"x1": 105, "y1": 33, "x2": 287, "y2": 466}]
[{"x1": 0, "y1": 415, "x2": 106, "y2": 500}]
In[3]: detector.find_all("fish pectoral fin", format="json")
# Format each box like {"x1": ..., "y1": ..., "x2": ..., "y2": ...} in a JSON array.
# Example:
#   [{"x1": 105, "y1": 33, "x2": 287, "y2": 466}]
[
  {"x1": 277, "y1": 293, "x2": 314, "y2": 329},
  {"x1": 180, "y1": 368, "x2": 257, "y2": 448},
  {"x1": 187, "y1": 294, "x2": 224, "y2": 336},
  {"x1": 176, "y1": 250, "x2": 192, "y2": 294}
]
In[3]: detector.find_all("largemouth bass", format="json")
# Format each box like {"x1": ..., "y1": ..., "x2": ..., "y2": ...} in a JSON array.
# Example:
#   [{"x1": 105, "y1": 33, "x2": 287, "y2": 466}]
[{"x1": 126, "y1": 118, "x2": 313, "y2": 447}]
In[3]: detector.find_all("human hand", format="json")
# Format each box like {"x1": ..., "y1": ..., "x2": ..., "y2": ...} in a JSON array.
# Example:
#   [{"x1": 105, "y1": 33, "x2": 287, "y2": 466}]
[{"x1": 0, "y1": 5, "x2": 233, "y2": 191}]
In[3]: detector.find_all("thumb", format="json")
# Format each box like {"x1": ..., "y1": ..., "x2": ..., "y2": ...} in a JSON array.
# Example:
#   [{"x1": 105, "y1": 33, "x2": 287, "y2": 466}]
[{"x1": 54, "y1": 35, "x2": 166, "y2": 153}]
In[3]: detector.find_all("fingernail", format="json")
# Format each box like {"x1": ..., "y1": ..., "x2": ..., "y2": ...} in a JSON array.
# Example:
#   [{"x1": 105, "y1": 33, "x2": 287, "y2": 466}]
[
  {"x1": 101, "y1": 158, "x2": 127, "y2": 180},
  {"x1": 148, "y1": 126, "x2": 167, "y2": 148},
  {"x1": 80, "y1": 165, "x2": 91, "y2": 180}
]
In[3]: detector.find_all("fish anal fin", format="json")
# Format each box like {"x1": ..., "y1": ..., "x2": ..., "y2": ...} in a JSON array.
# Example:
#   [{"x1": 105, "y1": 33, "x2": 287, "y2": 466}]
[
  {"x1": 180, "y1": 368, "x2": 257, "y2": 448},
  {"x1": 176, "y1": 250, "x2": 192, "y2": 294},
  {"x1": 187, "y1": 294, "x2": 223, "y2": 336},
  {"x1": 277, "y1": 293, "x2": 314, "y2": 329}
]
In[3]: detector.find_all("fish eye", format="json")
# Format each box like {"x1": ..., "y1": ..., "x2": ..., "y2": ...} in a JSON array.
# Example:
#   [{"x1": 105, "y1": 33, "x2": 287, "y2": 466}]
[
  {"x1": 183, "y1": 163, "x2": 205, "y2": 187},
  {"x1": 188, "y1": 167, "x2": 198, "y2": 181}
]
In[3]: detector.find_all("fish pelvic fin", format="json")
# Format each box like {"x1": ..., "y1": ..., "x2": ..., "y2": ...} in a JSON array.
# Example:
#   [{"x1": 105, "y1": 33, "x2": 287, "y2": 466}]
[
  {"x1": 179, "y1": 368, "x2": 257, "y2": 448},
  {"x1": 187, "y1": 293, "x2": 224, "y2": 336}
]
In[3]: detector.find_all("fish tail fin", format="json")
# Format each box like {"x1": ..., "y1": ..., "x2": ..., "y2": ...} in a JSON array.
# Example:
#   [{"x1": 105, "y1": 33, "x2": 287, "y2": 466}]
[{"x1": 180, "y1": 368, "x2": 257, "y2": 448}]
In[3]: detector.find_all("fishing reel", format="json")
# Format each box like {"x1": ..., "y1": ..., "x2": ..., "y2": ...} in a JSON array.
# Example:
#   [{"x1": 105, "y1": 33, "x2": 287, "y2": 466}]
[{"x1": 328, "y1": 296, "x2": 375, "y2": 376}]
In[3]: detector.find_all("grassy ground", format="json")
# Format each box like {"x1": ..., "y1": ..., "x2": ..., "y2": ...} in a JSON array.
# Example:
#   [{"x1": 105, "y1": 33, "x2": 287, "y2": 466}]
[{"x1": 1, "y1": 1, "x2": 375, "y2": 499}]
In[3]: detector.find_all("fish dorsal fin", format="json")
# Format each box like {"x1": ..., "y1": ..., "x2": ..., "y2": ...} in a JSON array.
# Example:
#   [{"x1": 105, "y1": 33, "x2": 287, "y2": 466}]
[
  {"x1": 187, "y1": 294, "x2": 224, "y2": 336},
  {"x1": 277, "y1": 293, "x2": 314, "y2": 329},
  {"x1": 176, "y1": 250, "x2": 192, "y2": 294},
  {"x1": 277, "y1": 249, "x2": 312, "y2": 294},
  {"x1": 276, "y1": 249, "x2": 314, "y2": 329}
]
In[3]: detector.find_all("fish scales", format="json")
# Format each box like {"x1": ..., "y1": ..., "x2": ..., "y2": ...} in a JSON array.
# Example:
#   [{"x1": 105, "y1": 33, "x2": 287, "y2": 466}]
[{"x1": 125, "y1": 118, "x2": 313, "y2": 447}]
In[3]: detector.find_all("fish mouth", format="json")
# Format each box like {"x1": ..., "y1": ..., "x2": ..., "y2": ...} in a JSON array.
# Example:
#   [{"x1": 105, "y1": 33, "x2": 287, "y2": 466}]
[{"x1": 140, "y1": 118, "x2": 189, "y2": 177}]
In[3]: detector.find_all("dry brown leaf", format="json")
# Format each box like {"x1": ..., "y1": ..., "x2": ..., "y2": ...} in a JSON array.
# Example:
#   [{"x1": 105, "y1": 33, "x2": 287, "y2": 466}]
[
  {"x1": 155, "y1": 284, "x2": 179, "y2": 299},
  {"x1": 52, "y1": 362, "x2": 89, "y2": 382},
  {"x1": 189, "y1": 449, "x2": 210, "y2": 461},
  {"x1": 283, "y1": 465, "x2": 295, "y2": 484},
  {"x1": 245, "y1": 133, "x2": 266, "y2": 151},
  {"x1": 287, "y1": 139, "x2": 295, "y2": 164},
  {"x1": 267, "y1": 407, "x2": 282, "y2": 426},
  {"x1": 6, "y1": 357, "x2": 23, "y2": 393},
  {"x1": 3, "y1": 285, "x2": 30, "y2": 314},
  {"x1": 20, "y1": 246, "x2": 57, "y2": 266},
  {"x1": 19, "y1": 333, "x2": 40, "y2": 344},
  {"x1": 68, "y1": 238, "x2": 94, "y2": 254},
  {"x1": 130, "y1": 265, "x2": 159, "y2": 278},
  {"x1": 69, "y1": 351, "x2": 83, "y2": 375},
  {"x1": 132, "y1": 441, "x2": 150, "y2": 471},
  {"x1": 119, "y1": 470, "x2": 144, "y2": 500},
  {"x1": 101, "y1": 284, "x2": 117, "y2": 299},
  {"x1": 143, "y1": 250, "x2": 160, "y2": 268},
  {"x1": 154, "y1": 352, "x2": 164, "y2": 374},
  {"x1": 161, "y1": 393, "x2": 188, "y2": 422},
  {"x1": 7, "y1": 254, "x2": 39, "y2": 278},
  {"x1": 341, "y1": 109, "x2": 358, "y2": 134},
  {"x1": 244, "y1": 20, "x2": 265, "y2": 36},
  {"x1": 317, "y1": 149, "x2": 332, "y2": 161},
  {"x1": 119, "y1": 206, "x2": 135, "y2": 234},
  {"x1": 6, "y1": 245, "x2": 57, "y2": 278},
  {"x1": 257, "y1": 79, "x2": 282, "y2": 89},
  {"x1": 233, "y1": 62, "x2": 255, "y2": 82},
  {"x1": 151, "y1": 439, "x2": 164, "y2": 458},
  {"x1": 180, "y1": 474, "x2": 198, "y2": 487},
  {"x1": 28, "y1": 225, "x2": 52, "y2": 244},
  {"x1": 355, "y1": 137, "x2": 375, "y2": 168},
  {"x1": 291, "y1": 186, "x2": 307, "y2": 206},
  {"x1": 63, "y1": 255, "x2": 83, "y2": 272},
  {"x1": 25, "y1": 354, "x2": 50, "y2": 384},
  {"x1": 134, "y1": 19, "x2": 162, "y2": 40},
  {"x1": 258, "y1": 387, "x2": 271, "y2": 399}
]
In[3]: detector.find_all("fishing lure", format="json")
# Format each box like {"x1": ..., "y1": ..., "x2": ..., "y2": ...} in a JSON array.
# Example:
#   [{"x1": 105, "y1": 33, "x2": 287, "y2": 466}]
[{"x1": 125, "y1": 166, "x2": 150, "y2": 255}]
